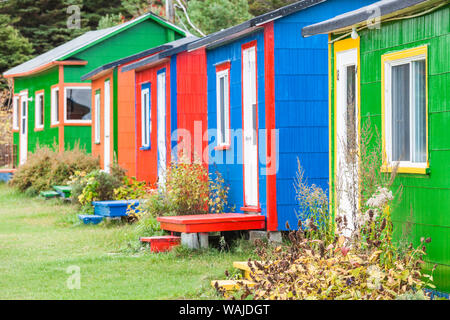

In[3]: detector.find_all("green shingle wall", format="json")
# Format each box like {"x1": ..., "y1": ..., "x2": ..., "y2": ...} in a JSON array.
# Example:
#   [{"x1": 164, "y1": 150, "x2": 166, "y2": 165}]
[
  {"x1": 12, "y1": 18, "x2": 184, "y2": 166},
  {"x1": 330, "y1": 5, "x2": 449, "y2": 292},
  {"x1": 13, "y1": 68, "x2": 60, "y2": 156}
]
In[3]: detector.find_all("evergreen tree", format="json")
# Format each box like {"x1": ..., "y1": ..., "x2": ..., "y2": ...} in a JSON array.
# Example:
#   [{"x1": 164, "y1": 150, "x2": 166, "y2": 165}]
[
  {"x1": 248, "y1": 0, "x2": 297, "y2": 16},
  {"x1": 0, "y1": 14, "x2": 33, "y2": 90},
  {"x1": 177, "y1": 0, "x2": 253, "y2": 36},
  {"x1": 0, "y1": 0, "x2": 89, "y2": 56}
]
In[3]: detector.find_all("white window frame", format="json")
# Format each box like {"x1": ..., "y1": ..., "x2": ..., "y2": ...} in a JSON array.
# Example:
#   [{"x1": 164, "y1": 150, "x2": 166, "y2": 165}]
[
  {"x1": 64, "y1": 86, "x2": 92, "y2": 124},
  {"x1": 12, "y1": 96, "x2": 20, "y2": 130},
  {"x1": 51, "y1": 87, "x2": 59, "y2": 125},
  {"x1": 384, "y1": 53, "x2": 427, "y2": 170},
  {"x1": 141, "y1": 87, "x2": 150, "y2": 149},
  {"x1": 94, "y1": 91, "x2": 101, "y2": 144},
  {"x1": 35, "y1": 92, "x2": 44, "y2": 129},
  {"x1": 216, "y1": 69, "x2": 230, "y2": 147}
]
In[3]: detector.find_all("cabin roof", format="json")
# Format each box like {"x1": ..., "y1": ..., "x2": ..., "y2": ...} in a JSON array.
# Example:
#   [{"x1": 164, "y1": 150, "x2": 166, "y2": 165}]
[
  {"x1": 4, "y1": 13, "x2": 187, "y2": 78},
  {"x1": 121, "y1": 36, "x2": 199, "y2": 72},
  {"x1": 302, "y1": 0, "x2": 446, "y2": 37}
]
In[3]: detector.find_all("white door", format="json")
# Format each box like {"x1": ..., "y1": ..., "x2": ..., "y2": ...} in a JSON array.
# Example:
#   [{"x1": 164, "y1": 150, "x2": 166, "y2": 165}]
[
  {"x1": 336, "y1": 48, "x2": 358, "y2": 237},
  {"x1": 242, "y1": 46, "x2": 258, "y2": 207},
  {"x1": 104, "y1": 80, "x2": 111, "y2": 173},
  {"x1": 157, "y1": 72, "x2": 166, "y2": 186},
  {"x1": 19, "y1": 94, "x2": 28, "y2": 165}
]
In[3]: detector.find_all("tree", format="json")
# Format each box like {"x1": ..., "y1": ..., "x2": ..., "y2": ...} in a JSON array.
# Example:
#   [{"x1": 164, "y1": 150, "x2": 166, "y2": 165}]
[
  {"x1": 122, "y1": 0, "x2": 166, "y2": 17},
  {"x1": 0, "y1": 0, "x2": 88, "y2": 56},
  {"x1": 248, "y1": 0, "x2": 297, "y2": 16},
  {"x1": 97, "y1": 14, "x2": 124, "y2": 29},
  {"x1": 83, "y1": 0, "x2": 129, "y2": 29},
  {"x1": 0, "y1": 15, "x2": 33, "y2": 91},
  {"x1": 176, "y1": 0, "x2": 253, "y2": 36}
]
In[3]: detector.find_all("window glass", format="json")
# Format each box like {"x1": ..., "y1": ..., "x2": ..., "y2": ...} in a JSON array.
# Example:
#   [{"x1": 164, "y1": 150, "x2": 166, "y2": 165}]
[
  {"x1": 346, "y1": 65, "x2": 356, "y2": 153},
  {"x1": 66, "y1": 88, "x2": 91, "y2": 121},
  {"x1": 412, "y1": 60, "x2": 426, "y2": 163},
  {"x1": 392, "y1": 63, "x2": 410, "y2": 162},
  {"x1": 94, "y1": 92, "x2": 101, "y2": 143},
  {"x1": 36, "y1": 94, "x2": 44, "y2": 128},
  {"x1": 52, "y1": 88, "x2": 59, "y2": 124}
]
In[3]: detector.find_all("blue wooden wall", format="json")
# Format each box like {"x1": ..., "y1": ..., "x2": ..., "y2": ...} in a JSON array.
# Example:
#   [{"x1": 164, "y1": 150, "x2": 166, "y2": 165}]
[
  {"x1": 207, "y1": 0, "x2": 377, "y2": 231},
  {"x1": 207, "y1": 31, "x2": 267, "y2": 216}
]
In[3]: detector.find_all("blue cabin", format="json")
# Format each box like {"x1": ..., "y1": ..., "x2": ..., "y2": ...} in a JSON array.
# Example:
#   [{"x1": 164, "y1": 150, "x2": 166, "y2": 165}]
[{"x1": 187, "y1": 0, "x2": 376, "y2": 231}]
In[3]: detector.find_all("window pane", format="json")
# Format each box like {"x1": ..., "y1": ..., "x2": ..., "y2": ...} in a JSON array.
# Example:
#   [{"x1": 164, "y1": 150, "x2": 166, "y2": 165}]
[
  {"x1": 55, "y1": 90, "x2": 59, "y2": 122},
  {"x1": 346, "y1": 65, "x2": 356, "y2": 153},
  {"x1": 392, "y1": 63, "x2": 410, "y2": 162},
  {"x1": 66, "y1": 88, "x2": 91, "y2": 120},
  {"x1": 412, "y1": 60, "x2": 426, "y2": 163},
  {"x1": 38, "y1": 95, "x2": 44, "y2": 126},
  {"x1": 219, "y1": 76, "x2": 225, "y2": 144}
]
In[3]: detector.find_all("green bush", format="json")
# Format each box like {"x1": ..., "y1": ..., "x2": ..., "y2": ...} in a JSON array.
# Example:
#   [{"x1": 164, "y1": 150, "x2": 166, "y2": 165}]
[
  {"x1": 9, "y1": 144, "x2": 99, "y2": 195},
  {"x1": 69, "y1": 163, "x2": 126, "y2": 206}
]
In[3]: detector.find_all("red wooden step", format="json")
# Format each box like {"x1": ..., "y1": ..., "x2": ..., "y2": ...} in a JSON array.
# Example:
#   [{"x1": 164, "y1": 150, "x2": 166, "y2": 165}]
[
  {"x1": 140, "y1": 235, "x2": 181, "y2": 253},
  {"x1": 156, "y1": 213, "x2": 265, "y2": 233}
]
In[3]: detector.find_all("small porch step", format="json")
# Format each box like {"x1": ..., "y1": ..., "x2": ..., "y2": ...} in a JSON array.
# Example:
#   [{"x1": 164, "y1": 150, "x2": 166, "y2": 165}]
[
  {"x1": 211, "y1": 279, "x2": 256, "y2": 292},
  {"x1": 157, "y1": 213, "x2": 265, "y2": 233},
  {"x1": 53, "y1": 185, "x2": 72, "y2": 199},
  {"x1": 78, "y1": 215, "x2": 103, "y2": 225},
  {"x1": 140, "y1": 235, "x2": 181, "y2": 252},
  {"x1": 92, "y1": 200, "x2": 140, "y2": 217},
  {"x1": 40, "y1": 190, "x2": 60, "y2": 199}
]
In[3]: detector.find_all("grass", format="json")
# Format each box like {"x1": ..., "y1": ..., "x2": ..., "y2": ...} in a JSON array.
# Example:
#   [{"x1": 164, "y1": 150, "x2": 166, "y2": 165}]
[{"x1": 0, "y1": 183, "x2": 256, "y2": 299}]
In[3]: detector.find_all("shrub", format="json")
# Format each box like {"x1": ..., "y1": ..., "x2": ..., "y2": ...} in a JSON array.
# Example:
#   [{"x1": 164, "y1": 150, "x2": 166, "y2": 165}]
[
  {"x1": 114, "y1": 176, "x2": 150, "y2": 200},
  {"x1": 164, "y1": 159, "x2": 230, "y2": 215},
  {"x1": 9, "y1": 144, "x2": 99, "y2": 195},
  {"x1": 69, "y1": 163, "x2": 126, "y2": 206},
  {"x1": 223, "y1": 232, "x2": 435, "y2": 300}
]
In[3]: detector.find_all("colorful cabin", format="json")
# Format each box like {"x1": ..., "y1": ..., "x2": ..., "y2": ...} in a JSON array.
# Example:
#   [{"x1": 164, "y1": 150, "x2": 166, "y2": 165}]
[
  {"x1": 121, "y1": 37, "x2": 208, "y2": 185},
  {"x1": 303, "y1": 0, "x2": 449, "y2": 293},
  {"x1": 80, "y1": 40, "x2": 194, "y2": 175},
  {"x1": 4, "y1": 13, "x2": 186, "y2": 167},
  {"x1": 184, "y1": 0, "x2": 376, "y2": 231}
]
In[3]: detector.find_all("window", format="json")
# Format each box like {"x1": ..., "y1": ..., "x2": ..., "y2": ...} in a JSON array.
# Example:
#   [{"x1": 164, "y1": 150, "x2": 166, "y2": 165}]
[
  {"x1": 35, "y1": 92, "x2": 44, "y2": 129},
  {"x1": 216, "y1": 67, "x2": 230, "y2": 148},
  {"x1": 65, "y1": 87, "x2": 92, "y2": 122},
  {"x1": 141, "y1": 84, "x2": 150, "y2": 149},
  {"x1": 94, "y1": 91, "x2": 101, "y2": 144},
  {"x1": 383, "y1": 46, "x2": 428, "y2": 173},
  {"x1": 51, "y1": 87, "x2": 59, "y2": 125},
  {"x1": 12, "y1": 96, "x2": 19, "y2": 130}
]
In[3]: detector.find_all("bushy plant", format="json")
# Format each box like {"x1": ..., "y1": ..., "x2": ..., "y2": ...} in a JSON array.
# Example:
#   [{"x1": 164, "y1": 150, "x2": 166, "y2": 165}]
[
  {"x1": 114, "y1": 176, "x2": 149, "y2": 200},
  {"x1": 164, "y1": 159, "x2": 230, "y2": 215},
  {"x1": 9, "y1": 144, "x2": 99, "y2": 195},
  {"x1": 69, "y1": 164, "x2": 126, "y2": 206},
  {"x1": 221, "y1": 232, "x2": 435, "y2": 300},
  {"x1": 294, "y1": 158, "x2": 332, "y2": 244}
]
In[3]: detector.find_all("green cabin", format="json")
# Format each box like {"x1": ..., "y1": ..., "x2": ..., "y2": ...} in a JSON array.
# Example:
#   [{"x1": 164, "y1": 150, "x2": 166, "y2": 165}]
[
  {"x1": 4, "y1": 13, "x2": 186, "y2": 166},
  {"x1": 303, "y1": 0, "x2": 449, "y2": 293}
]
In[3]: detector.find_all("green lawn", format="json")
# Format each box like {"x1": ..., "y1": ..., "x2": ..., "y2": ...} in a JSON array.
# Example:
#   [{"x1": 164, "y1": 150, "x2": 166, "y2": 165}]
[{"x1": 0, "y1": 184, "x2": 253, "y2": 299}]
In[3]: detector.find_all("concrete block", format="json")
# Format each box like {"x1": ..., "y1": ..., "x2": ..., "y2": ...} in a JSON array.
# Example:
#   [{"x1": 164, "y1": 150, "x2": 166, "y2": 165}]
[
  {"x1": 181, "y1": 233, "x2": 199, "y2": 249},
  {"x1": 249, "y1": 231, "x2": 282, "y2": 244},
  {"x1": 199, "y1": 232, "x2": 209, "y2": 249}
]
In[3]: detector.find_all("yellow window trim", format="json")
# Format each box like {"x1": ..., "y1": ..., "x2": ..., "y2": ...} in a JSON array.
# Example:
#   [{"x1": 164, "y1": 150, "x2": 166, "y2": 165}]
[{"x1": 381, "y1": 45, "x2": 429, "y2": 175}]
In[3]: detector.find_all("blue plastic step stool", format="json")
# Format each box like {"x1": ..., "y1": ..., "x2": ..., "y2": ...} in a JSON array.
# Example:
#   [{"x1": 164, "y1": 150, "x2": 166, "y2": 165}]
[
  {"x1": 78, "y1": 215, "x2": 103, "y2": 225},
  {"x1": 92, "y1": 200, "x2": 140, "y2": 217}
]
